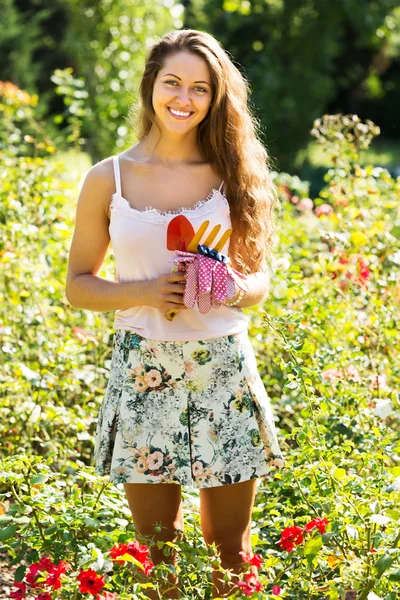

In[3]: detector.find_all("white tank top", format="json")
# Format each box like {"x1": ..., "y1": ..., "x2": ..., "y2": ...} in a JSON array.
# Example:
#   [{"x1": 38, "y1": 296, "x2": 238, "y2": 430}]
[{"x1": 109, "y1": 155, "x2": 249, "y2": 341}]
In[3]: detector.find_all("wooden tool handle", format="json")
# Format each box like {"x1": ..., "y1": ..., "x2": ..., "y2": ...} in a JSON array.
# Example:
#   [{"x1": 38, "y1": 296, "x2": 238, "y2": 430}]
[{"x1": 165, "y1": 262, "x2": 186, "y2": 321}]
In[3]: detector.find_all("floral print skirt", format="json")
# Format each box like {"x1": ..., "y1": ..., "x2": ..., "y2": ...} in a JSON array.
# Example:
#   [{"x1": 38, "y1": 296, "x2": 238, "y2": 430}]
[{"x1": 94, "y1": 329, "x2": 285, "y2": 488}]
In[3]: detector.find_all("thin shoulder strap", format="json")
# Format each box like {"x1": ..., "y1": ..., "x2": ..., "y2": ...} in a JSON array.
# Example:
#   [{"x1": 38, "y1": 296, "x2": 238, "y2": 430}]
[
  {"x1": 112, "y1": 155, "x2": 122, "y2": 196},
  {"x1": 218, "y1": 179, "x2": 225, "y2": 194}
]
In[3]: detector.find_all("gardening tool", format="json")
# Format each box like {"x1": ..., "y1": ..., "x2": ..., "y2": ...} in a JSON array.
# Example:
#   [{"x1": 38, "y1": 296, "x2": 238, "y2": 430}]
[
  {"x1": 165, "y1": 220, "x2": 240, "y2": 320},
  {"x1": 165, "y1": 215, "x2": 196, "y2": 317},
  {"x1": 166, "y1": 215, "x2": 196, "y2": 253}
]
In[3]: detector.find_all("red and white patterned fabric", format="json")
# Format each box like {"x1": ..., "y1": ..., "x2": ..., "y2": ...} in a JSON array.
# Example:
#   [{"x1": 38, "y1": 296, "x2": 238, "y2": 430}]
[{"x1": 171, "y1": 250, "x2": 248, "y2": 315}]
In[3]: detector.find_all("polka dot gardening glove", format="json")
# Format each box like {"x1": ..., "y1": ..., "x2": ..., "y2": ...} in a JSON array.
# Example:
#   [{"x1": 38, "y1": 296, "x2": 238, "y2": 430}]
[{"x1": 170, "y1": 249, "x2": 248, "y2": 314}]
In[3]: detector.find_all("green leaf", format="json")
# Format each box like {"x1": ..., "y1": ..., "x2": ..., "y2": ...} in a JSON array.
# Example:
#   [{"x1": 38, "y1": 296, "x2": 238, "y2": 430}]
[
  {"x1": 389, "y1": 568, "x2": 400, "y2": 582},
  {"x1": 14, "y1": 565, "x2": 26, "y2": 581},
  {"x1": 333, "y1": 468, "x2": 346, "y2": 480},
  {"x1": 303, "y1": 535, "x2": 323, "y2": 557},
  {"x1": 0, "y1": 524, "x2": 17, "y2": 541},
  {"x1": 30, "y1": 474, "x2": 49, "y2": 485},
  {"x1": 375, "y1": 554, "x2": 393, "y2": 576},
  {"x1": 84, "y1": 517, "x2": 101, "y2": 530}
]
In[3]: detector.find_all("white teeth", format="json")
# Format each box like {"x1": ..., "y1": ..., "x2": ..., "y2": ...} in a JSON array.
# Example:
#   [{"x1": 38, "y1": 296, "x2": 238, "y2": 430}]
[{"x1": 169, "y1": 108, "x2": 191, "y2": 117}]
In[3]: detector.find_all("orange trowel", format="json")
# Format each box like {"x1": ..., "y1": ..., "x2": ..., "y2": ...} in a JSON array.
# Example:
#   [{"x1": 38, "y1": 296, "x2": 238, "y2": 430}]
[
  {"x1": 166, "y1": 216, "x2": 196, "y2": 310},
  {"x1": 167, "y1": 215, "x2": 196, "y2": 253}
]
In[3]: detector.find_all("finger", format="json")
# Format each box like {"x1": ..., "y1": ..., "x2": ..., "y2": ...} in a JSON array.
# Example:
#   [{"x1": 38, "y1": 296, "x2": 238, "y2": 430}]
[
  {"x1": 171, "y1": 270, "x2": 187, "y2": 280},
  {"x1": 166, "y1": 293, "x2": 187, "y2": 305},
  {"x1": 167, "y1": 284, "x2": 186, "y2": 294}
]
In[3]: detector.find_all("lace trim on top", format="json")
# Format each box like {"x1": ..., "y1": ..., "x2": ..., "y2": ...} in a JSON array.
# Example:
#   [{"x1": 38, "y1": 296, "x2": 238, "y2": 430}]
[{"x1": 109, "y1": 188, "x2": 229, "y2": 224}]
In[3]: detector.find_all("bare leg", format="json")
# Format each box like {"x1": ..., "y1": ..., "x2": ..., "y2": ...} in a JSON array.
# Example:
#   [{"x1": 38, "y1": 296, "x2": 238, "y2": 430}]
[
  {"x1": 123, "y1": 482, "x2": 184, "y2": 599},
  {"x1": 200, "y1": 479, "x2": 259, "y2": 598}
]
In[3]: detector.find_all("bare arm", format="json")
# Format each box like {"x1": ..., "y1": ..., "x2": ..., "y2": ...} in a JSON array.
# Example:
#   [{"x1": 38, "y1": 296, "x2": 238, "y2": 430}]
[
  {"x1": 236, "y1": 270, "x2": 271, "y2": 308},
  {"x1": 65, "y1": 159, "x2": 149, "y2": 311},
  {"x1": 65, "y1": 159, "x2": 187, "y2": 312}
]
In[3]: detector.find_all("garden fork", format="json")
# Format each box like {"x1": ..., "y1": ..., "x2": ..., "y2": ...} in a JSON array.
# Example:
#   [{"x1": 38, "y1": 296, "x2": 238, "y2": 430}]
[{"x1": 165, "y1": 220, "x2": 233, "y2": 320}]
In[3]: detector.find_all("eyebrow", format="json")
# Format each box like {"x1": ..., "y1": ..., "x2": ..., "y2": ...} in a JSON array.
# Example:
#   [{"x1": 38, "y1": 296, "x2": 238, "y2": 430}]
[{"x1": 162, "y1": 73, "x2": 211, "y2": 85}]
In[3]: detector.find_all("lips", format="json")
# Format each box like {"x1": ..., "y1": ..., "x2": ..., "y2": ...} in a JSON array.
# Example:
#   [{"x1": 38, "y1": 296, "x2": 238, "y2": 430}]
[{"x1": 167, "y1": 107, "x2": 194, "y2": 119}]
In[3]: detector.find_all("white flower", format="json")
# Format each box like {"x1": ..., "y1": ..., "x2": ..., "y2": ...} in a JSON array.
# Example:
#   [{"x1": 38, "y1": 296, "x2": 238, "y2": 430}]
[
  {"x1": 374, "y1": 399, "x2": 393, "y2": 419},
  {"x1": 20, "y1": 364, "x2": 40, "y2": 380},
  {"x1": 370, "y1": 514, "x2": 391, "y2": 526}
]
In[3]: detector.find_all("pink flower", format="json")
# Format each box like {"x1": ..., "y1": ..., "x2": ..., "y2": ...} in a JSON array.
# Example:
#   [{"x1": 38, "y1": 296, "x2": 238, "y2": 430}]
[
  {"x1": 96, "y1": 592, "x2": 119, "y2": 600},
  {"x1": 10, "y1": 582, "x2": 26, "y2": 599},
  {"x1": 72, "y1": 327, "x2": 97, "y2": 343},
  {"x1": 345, "y1": 365, "x2": 362, "y2": 383},
  {"x1": 272, "y1": 585, "x2": 282, "y2": 596},
  {"x1": 315, "y1": 203, "x2": 333, "y2": 217},
  {"x1": 239, "y1": 551, "x2": 263, "y2": 569},
  {"x1": 192, "y1": 461, "x2": 204, "y2": 477},
  {"x1": 144, "y1": 369, "x2": 162, "y2": 388},
  {"x1": 297, "y1": 198, "x2": 313, "y2": 212},
  {"x1": 237, "y1": 572, "x2": 262, "y2": 596},
  {"x1": 147, "y1": 451, "x2": 163, "y2": 471},
  {"x1": 321, "y1": 368, "x2": 342, "y2": 381},
  {"x1": 369, "y1": 373, "x2": 390, "y2": 392}
]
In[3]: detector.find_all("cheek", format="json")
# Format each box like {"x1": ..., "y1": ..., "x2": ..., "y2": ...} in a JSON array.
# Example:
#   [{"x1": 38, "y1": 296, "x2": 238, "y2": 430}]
[{"x1": 153, "y1": 85, "x2": 171, "y2": 107}]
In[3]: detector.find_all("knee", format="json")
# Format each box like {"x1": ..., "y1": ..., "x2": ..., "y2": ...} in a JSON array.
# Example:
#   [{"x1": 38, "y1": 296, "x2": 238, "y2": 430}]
[
  {"x1": 136, "y1": 517, "x2": 184, "y2": 542},
  {"x1": 202, "y1": 527, "x2": 250, "y2": 567}
]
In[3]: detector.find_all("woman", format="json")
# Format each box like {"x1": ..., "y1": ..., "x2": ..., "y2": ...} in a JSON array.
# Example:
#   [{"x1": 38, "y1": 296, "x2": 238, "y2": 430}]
[{"x1": 66, "y1": 28, "x2": 285, "y2": 599}]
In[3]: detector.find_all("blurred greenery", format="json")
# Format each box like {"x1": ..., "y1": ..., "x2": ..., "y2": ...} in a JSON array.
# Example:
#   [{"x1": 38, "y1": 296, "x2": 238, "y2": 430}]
[{"x1": 1, "y1": 0, "x2": 400, "y2": 172}]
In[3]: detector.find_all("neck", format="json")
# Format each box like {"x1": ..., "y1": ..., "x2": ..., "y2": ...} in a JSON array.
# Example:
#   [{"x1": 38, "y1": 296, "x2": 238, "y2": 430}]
[{"x1": 139, "y1": 126, "x2": 206, "y2": 166}]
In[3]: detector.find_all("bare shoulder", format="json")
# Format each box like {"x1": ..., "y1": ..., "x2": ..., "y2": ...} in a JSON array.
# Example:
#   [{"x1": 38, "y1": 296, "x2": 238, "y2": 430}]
[{"x1": 81, "y1": 157, "x2": 116, "y2": 218}]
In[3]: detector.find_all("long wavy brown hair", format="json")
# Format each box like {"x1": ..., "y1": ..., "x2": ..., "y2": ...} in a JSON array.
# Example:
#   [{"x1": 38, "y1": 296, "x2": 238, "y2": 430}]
[{"x1": 128, "y1": 29, "x2": 280, "y2": 275}]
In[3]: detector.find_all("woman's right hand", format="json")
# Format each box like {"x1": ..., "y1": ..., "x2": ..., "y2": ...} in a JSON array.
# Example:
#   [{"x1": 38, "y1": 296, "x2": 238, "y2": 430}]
[{"x1": 144, "y1": 271, "x2": 189, "y2": 310}]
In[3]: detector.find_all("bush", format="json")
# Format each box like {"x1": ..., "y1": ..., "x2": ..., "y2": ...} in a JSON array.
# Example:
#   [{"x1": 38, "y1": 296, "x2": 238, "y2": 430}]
[{"x1": 1, "y1": 108, "x2": 400, "y2": 598}]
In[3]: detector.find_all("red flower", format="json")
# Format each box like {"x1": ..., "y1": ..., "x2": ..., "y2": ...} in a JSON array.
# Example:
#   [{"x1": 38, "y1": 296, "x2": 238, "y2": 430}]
[
  {"x1": 77, "y1": 569, "x2": 105, "y2": 595},
  {"x1": 239, "y1": 551, "x2": 263, "y2": 569},
  {"x1": 304, "y1": 517, "x2": 329, "y2": 534},
  {"x1": 35, "y1": 594, "x2": 52, "y2": 600},
  {"x1": 141, "y1": 558, "x2": 155, "y2": 576},
  {"x1": 25, "y1": 557, "x2": 70, "y2": 590},
  {"x1": 109, "y1": 540, "x2": 154, "y2": 575},
  {"x1": 272, "y1": 584, "x2": 282, "y2": 595},
  {"x1": 10, "y1": 581, "x2": 26, "y2": 599},
  {"x1": 278, "y1": 525, "x2": 304, "y2": 552},
  {"x1": 237, "y1": 572, "x2": 262, "y2": 596}
]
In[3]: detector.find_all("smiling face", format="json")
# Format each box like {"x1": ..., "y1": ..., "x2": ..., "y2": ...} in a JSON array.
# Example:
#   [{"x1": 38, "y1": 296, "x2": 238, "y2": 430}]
[{"x1": 152, "y1": 51, "x2": 213, "y2": 135}]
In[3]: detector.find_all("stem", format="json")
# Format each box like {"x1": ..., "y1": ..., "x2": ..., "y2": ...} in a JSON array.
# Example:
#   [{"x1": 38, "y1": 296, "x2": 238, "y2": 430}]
[
  {"x1": 22, "y1": 474, "x2": 47, "y2": 546},
  {"x1": 292, "y1": 475, "x2": 317, "y2": 513},
  {"x1": 271, "y1": 556, "x2": 297, "y2": 586},
  {"x1": 94, "y1": 482, "x2": 107, "y2": 509},
  {"x1": 391, "y1": 529, "x2": 400, "y2": 549}
]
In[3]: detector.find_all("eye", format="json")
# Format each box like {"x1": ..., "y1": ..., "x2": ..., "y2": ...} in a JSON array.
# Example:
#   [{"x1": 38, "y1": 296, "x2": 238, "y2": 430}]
[{"x1": 164, "y1": 80, "x2": 208, "y2": 93}]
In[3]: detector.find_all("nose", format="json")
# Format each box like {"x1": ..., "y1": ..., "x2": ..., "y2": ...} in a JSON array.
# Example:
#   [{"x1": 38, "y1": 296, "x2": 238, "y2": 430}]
[{"x1": 175, "y1": 87, "x2": 191, "y2": 106}]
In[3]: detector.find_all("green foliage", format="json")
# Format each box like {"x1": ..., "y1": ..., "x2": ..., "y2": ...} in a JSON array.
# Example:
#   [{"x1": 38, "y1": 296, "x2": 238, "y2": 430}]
[
  {"x1": 1, "y1": 110, "x2": 400, "y2": 598},
  {"x1": 0, "y1": 81, "x2": 55, "y2": 158},
  {"x1": 187, "y1": 0, "x2": 400, "y2": 171},
  {"x1": 59, "y1": 0, "x2": 182, "y2": 161}
]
